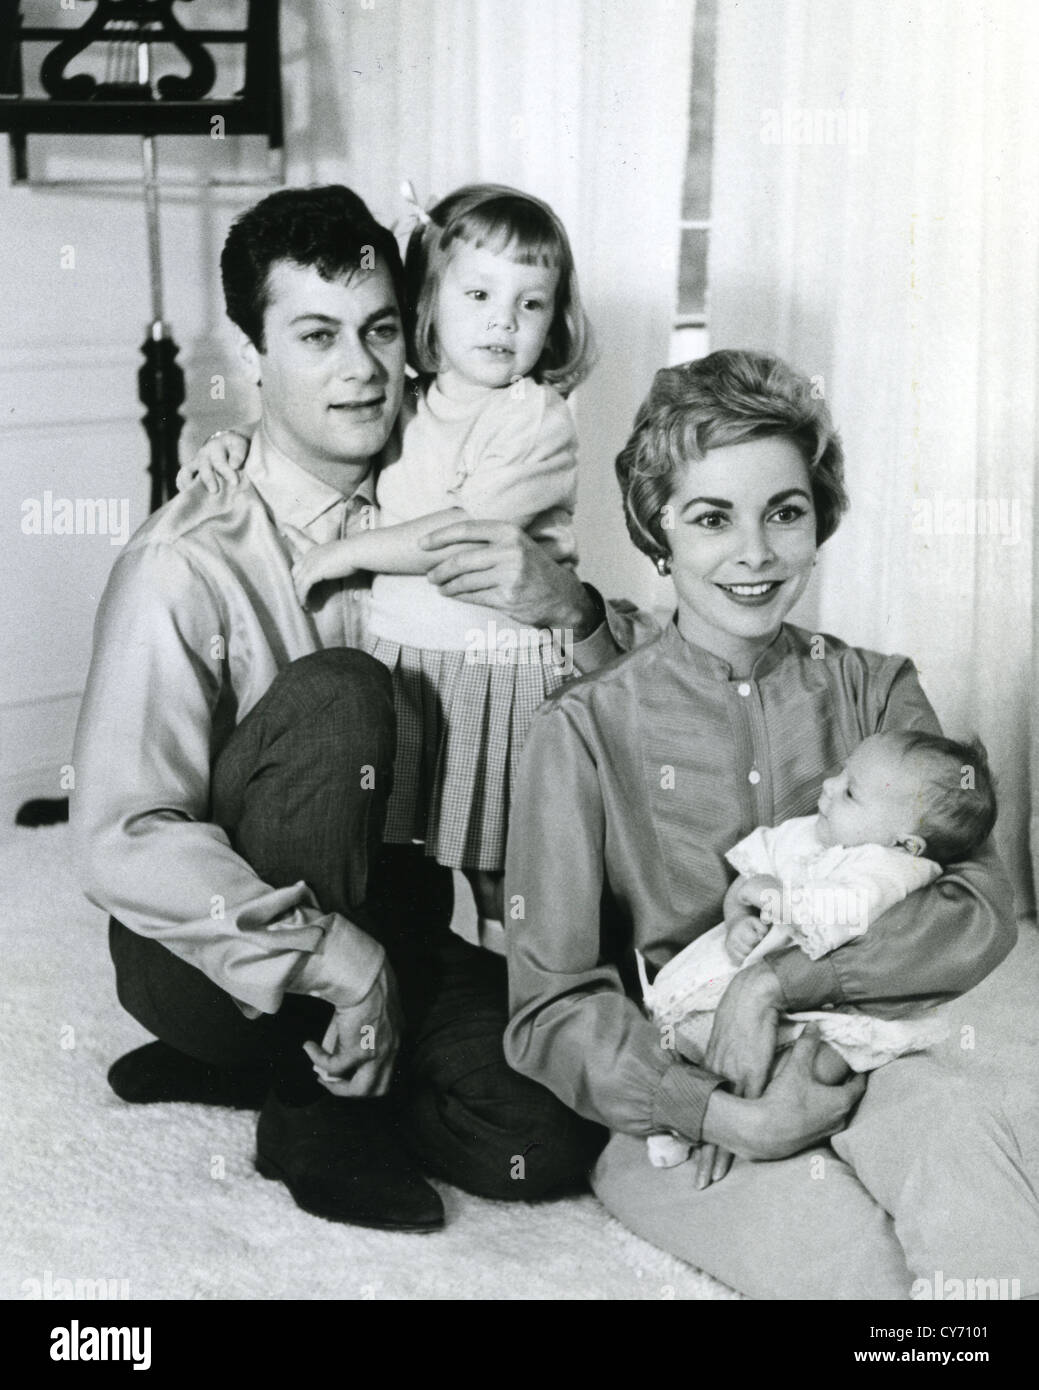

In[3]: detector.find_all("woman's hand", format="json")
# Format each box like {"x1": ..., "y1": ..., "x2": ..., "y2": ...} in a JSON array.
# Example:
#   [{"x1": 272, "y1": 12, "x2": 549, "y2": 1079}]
[
  {"x1": 705, "y1": 960, "x2": 782, "y2": 1098},
  {"x1": 691, "y1": 962, "x2": 784, "y2": 1188},
  {"x1": 702, "y1": 1029, "x2": 867, "y2": 1163},
  {"x1": 175, "y1": 429, "x2": 251, "y2": 494}
]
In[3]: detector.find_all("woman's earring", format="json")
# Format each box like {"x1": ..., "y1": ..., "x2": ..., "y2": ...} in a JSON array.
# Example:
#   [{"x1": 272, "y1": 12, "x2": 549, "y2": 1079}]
[{"x1": 655, "y1": 554, "x2": 672, "y2": 577}]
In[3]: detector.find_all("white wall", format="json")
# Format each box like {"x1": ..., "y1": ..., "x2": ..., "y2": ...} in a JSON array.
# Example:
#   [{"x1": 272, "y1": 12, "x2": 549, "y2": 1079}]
[
  {"x1": 1, "y1": 0, "x2": 695, "y2": 820},
  {"x1": 0, "y1": 176, "x2": 258, "y2": 819}
]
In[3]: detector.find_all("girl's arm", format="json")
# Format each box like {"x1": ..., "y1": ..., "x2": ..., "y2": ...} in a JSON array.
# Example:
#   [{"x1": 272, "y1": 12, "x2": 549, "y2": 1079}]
[{"x1": 291, "y1": 507, "x2": 467, "y2": 604}]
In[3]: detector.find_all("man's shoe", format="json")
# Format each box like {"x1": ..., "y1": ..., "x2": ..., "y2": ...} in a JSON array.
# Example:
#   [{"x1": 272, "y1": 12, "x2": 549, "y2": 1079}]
[
  {"x1": 255, "y1": 1091, "x2": 444, "y2": 1232},
  {"x1": 107, "y1": 1040, "x2": 272, "y2": 1109}
]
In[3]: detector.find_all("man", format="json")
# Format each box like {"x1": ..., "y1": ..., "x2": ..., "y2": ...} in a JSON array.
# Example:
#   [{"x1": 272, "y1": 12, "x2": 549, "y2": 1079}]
[{"x1": 71, "y1": 185, "x2": 630, "y2": 1231}]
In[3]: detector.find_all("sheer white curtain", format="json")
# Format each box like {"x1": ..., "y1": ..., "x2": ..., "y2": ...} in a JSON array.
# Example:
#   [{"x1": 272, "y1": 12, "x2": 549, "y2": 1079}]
[
  {"x1": 282, "y1": 0, "x2": 696, "y2": 614},
  {"x1": 708, "y1": 0, "x2": 1038, "y2": 916}
]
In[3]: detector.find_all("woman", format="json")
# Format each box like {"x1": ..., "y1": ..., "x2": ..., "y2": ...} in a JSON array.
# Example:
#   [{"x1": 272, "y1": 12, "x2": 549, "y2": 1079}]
[{"x1": 503, "y1": 350, "x2": 1033, "y2": 1299}]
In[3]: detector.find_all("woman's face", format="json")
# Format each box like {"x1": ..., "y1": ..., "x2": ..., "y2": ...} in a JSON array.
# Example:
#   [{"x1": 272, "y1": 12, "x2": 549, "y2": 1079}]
[{"x1": 665, "y1": 435, "x2": 818, "y2": 666}]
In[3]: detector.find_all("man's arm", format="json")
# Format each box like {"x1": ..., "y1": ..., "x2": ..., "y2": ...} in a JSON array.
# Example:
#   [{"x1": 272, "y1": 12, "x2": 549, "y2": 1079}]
[{"x1": 71, "y1": 541, "x2": 386, "y2": 1021}]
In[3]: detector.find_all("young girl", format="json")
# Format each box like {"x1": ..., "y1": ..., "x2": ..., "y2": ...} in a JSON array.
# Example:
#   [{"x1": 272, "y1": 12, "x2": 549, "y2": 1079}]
[{"x1": 187, "y1": 183, "x2": 595, "y2": 929}]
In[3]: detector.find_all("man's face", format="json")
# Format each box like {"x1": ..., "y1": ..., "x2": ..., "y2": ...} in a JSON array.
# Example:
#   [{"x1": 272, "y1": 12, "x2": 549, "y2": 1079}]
[{"x1": 243, "y1": 260, "x2": 406, "y2": 476}]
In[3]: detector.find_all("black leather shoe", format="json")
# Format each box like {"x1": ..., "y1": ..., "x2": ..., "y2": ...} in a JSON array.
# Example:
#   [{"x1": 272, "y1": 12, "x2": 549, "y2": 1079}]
[
  {"x1": 107, "y1": 1041, "x2": 272, "y2": 1109},
  {"x1": 255, "y1": 1091, "x2": 445, "y2": 1232}
]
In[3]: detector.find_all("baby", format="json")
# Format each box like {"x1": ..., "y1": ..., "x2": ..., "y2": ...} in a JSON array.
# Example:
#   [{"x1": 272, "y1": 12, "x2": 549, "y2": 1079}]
[{"x1": 642, "y1": 729, "x2": 998, "y2": 1167}]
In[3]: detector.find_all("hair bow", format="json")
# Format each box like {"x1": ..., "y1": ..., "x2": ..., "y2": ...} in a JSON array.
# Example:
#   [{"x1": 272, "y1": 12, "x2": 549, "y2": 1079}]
[
  {"x1": 393, "y1": 180, "x2": 436, "y2": 260},
  {"x1": 400, "y1": 179, "x2": 433, "y2": 226}
]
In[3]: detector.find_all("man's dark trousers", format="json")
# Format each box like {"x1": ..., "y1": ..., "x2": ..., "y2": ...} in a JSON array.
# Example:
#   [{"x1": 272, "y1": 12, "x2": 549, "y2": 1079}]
[{"x1": 108, "y1": 648, "x2": 604, "y2": 1201}]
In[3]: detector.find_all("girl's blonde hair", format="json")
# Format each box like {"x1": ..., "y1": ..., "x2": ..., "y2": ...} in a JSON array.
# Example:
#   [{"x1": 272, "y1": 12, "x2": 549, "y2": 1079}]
[{"x1": 404, "y1": 183, "x2": 596, "y2": 396}]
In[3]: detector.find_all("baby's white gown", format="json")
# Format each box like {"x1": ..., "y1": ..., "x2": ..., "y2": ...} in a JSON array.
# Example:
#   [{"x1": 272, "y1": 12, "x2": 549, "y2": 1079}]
[{"x1": 640, "y1": 814, "x2": 947, "y2": 1166}]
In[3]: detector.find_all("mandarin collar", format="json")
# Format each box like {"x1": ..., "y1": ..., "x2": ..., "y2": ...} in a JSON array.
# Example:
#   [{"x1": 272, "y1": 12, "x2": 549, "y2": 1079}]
[
  {"x1": 658, "y1": 614, "x2": 794, "y2": 684},
  {"x1": 246, "y1": 427, "x2": 378, "y2": 529}
]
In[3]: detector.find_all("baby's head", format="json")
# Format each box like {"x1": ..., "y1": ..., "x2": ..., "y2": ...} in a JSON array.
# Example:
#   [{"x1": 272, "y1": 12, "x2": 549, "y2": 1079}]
[
  {"x1": 404, "y1": 183, "x2": 595, "y2": 395},
  {"x1": 816, "y1": 731, "x2": 997, "y2": 863}
]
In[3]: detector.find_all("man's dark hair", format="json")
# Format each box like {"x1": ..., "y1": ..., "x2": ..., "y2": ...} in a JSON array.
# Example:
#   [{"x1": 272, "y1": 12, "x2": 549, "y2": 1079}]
[{"x1": 220, "y1": 185, "x2": 406, "y2": 350}]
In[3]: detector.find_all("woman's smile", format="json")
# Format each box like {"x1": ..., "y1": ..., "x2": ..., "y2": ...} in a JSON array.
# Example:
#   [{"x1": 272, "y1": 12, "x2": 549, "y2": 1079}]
[{"x1": 714, "y1": 578, "x2": 787, "y2": 605}]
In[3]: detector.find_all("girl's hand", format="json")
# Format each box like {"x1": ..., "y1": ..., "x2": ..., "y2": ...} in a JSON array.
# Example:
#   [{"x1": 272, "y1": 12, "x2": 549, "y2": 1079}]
[
  {"x1": 280, "y1": 522, "x2": 319, "y2": 607},
  {"x1": 292, "y1": 550, "x2": 340, "y2": 608},
  {"x1": 175, "y1": 430, "x2": 250, "y2": 494},
  {"x1": 281, "y1": 525, "x2": 358, "y2": 609}
]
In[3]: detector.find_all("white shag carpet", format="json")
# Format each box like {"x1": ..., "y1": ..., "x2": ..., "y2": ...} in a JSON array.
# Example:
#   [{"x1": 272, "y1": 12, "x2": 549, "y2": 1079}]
[{"x1": 0, "y1": 825, "x2": 740, "y2": 1302}]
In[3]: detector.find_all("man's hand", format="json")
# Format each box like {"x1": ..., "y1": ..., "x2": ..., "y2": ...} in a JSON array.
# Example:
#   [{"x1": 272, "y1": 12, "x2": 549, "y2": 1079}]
[
  {"x1": 421, "y1": 519, "x2": 599, "y2": 637},
  {"x1": 702, "y1": 1029, "x2": 867, "y2": 1163},
  {"x1": 303, "y1": 964, "x2": 403, "y2": 1098}
]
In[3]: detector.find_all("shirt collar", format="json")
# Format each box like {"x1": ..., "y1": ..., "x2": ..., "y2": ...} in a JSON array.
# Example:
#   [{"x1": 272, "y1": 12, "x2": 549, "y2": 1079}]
[
  {"x1": 660, "y1": 614, "x2": 794, "y2": 683},
  {"x1": 246, "y1": 426, "x2": 378, "y2": 529}
]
